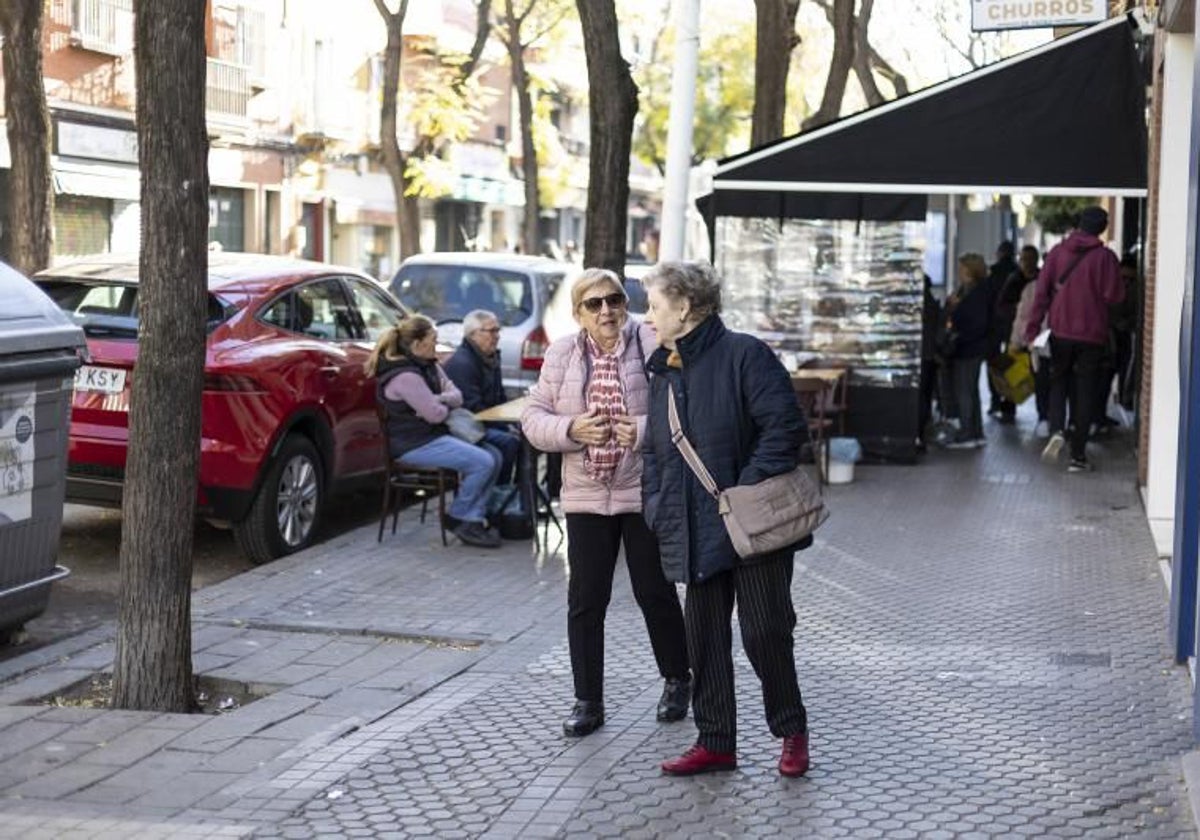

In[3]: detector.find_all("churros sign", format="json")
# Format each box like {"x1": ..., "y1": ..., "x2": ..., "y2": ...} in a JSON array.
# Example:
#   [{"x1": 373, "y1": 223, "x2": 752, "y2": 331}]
[{"x1": 972, "y1": 0, "x2": 1107, "y2": 31}]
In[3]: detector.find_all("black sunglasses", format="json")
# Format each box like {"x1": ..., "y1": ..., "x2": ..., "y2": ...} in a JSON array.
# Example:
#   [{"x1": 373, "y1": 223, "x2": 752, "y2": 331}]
[{"x1": 580, "y1": 292, "x2": 627, "y2": 313}]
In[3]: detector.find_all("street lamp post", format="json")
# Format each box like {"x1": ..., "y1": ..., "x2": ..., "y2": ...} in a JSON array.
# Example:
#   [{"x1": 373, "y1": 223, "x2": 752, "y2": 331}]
[{"x1": 659, "y1": 0, "x2": 701, "y2": 262}]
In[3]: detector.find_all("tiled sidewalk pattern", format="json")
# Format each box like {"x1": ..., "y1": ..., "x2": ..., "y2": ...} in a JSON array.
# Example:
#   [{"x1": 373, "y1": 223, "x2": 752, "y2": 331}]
[{"x1": 0, "y1": 421, "x2": 1195, "y2": 838}]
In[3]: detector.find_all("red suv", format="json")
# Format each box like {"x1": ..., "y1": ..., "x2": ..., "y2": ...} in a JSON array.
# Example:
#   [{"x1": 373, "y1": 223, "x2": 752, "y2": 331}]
[{"x1": 35, "y1": 253, "x2": 408, "y2": 563}]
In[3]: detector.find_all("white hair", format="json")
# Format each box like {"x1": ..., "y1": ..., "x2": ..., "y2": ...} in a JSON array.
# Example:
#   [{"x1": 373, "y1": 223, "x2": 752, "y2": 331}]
[{"x1": 463, "y1": 309, "x2": 499, "y2": 336}]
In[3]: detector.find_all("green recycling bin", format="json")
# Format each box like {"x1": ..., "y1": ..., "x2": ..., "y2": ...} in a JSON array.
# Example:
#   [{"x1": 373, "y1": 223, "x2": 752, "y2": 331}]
[{"x1": 0, "y1": 262, "x2": 85, "y2": 639}]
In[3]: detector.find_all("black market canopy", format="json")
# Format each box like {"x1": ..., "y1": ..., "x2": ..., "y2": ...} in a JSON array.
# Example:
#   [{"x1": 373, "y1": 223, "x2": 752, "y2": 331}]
[{"x1": 699, "y1": 13, "x2": 1148, "y2": 224}]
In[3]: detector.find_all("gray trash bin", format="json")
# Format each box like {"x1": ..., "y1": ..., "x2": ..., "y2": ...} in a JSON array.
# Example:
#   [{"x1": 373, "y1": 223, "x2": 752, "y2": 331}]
[{"x1": 0, "y1": 262, "x2": 85, "y2": 639}]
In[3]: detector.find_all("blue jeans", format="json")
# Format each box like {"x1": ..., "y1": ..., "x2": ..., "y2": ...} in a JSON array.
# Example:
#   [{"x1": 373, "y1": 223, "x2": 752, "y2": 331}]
[
  {"x1": 483, "y1": 425, "x2": 521, "y2": 486},
  {"x1": 401, "y1": 435, "x2": 501, "y2": 524}
]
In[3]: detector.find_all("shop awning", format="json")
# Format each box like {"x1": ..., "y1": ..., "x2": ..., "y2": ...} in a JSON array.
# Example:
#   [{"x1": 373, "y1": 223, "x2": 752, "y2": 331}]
[
  {"x1": 700, "y1": 13, "x2": 1147, "y2": 222},
  {"x1": 53, "y1": 159, "x2": 141, "y2": 202}
]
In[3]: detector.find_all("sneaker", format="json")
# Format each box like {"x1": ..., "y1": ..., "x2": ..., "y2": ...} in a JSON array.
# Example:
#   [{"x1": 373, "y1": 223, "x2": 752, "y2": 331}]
[
  {"x1": 1041, "y1": 432, "x2": 1065, "y2": 462},
  {"x1": 779, "y1": 733, "x2": 811, "y2": 778},
  {"x1": 1068, "y1": 458, "x2": 1094, "y2": 473},
  {"x1": 661, "y1": 744, "x2": 737, "y2": 776},
  {"x1": 1035, "y1": 420, "x2": 1051, "y2": 439},
  {"x1": 944, "y1": 436, "x2": 976, "y2": 450},
  {"x1": 656, "y1": 675, "x2": 691, "y2": 722},
  {"x1": 972, "y1": 437, "x2": 988, "y2": 448},
  {"x1": 453, "y1": 521, "x2": 502, "y2": 548}
]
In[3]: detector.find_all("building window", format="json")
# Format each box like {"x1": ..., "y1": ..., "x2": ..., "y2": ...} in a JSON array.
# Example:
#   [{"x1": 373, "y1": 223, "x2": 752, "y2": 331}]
[{"x1": 209, "y1": 187, "x2": 246, "y2": 252}]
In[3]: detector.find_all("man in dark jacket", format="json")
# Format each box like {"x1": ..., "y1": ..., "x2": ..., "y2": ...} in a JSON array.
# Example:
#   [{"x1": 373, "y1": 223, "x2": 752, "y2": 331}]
[
  {"x1": 983, "y1": 241, "x2": 1018, "y2": 417},
  {"x1": 1024, "y1": 206, "x2": 1124, "y2": 472},
  {"x1": 992, "y1": 245, "x2": 1040, "y2": 423},
  {"x1": 444, "y1": 310, "x2": 520, "y2": 484}
]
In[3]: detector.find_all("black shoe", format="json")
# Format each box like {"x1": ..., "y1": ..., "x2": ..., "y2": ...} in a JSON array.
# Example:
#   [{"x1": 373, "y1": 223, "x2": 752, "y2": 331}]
[
  {"x1": 563, "y1": 700, "x2": 605, "y2": 737},
  {"x1": 453, "y1": 521, "x2": 502, "y2": 548},
  {"x1": 441, "y1": 512, "x2": 462, "y2": 532},
  {"x1": 657, "y1": 675, "x2": 691, "y2": 722},
  {"x1": 1068, "y1": 458, "x2": 1094, "y2": 473}
]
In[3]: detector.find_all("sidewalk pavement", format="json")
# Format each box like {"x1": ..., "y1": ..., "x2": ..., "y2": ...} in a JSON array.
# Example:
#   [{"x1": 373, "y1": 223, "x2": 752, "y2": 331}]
[{"x1": 0, "y1": 412, "x2": 1195, "y2": 838}]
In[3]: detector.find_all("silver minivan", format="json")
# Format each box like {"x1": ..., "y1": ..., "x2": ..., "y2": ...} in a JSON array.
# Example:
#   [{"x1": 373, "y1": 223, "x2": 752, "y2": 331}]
[{"x1": 389, "y1": 252, "x2": 577, "y2": 394}]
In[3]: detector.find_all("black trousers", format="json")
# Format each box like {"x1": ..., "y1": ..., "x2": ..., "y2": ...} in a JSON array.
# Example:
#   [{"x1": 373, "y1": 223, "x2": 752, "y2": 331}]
[
  {"x1": 565, "y1": 513, "x2": 689, "y2": 703},
  {"x1": 685, "y1": 552, "x2": 807, "y2": 754},
  {"x1": 1048, "y1": 336, "x2": 1105, "y2": 461}
]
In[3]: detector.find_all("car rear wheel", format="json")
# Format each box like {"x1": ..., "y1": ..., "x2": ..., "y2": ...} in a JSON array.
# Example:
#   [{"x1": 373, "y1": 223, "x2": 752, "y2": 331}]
[{"x1": 234, "y1": 434, "x2": 324, "y2": 564}]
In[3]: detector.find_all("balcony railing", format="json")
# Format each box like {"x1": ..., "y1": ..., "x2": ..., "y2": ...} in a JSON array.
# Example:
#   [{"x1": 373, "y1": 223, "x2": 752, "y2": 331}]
[
  {"x1": 71, "y1": 0, "x2": 134, "y2": 56},
  {"x1": 205, "y1": 58, "x2": 250, "y2": 119}
]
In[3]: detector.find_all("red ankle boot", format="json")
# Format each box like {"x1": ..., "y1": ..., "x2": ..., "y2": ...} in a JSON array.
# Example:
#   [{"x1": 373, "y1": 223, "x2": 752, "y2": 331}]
[
  {"x1": 661, "y1": 743, "x2": 737, "y2": 776},
  {"x1": 779, "y1": 733, "x2": 810, "y2": 777}
]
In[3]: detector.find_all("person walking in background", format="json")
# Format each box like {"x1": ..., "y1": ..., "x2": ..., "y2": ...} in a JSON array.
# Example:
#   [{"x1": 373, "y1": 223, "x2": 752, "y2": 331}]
[
  {"x1": 367, "y1": 315, "x2": 503, "y2": 548},
  {"x1": 522, "y1": 268, "x2": 690, "y2": 739},
  {"x1": 641, "y1": 261, "x2": 812, "y2": 779},
  {"x1": 918, "y1": 274, "x2": 942, "y2": 452},
  {"x1": 444, "y1": 309, "x2": 520, "y2": 485},
  {"x1": 944, "y1": 254, "x2": 993, "y2": 450},
  {"x1": 1101, "y1": 255, "x2": 1140, "y2": 419},
  {"x1": 992, "y1": 244, "x2": 1038, "y2": 424},
  {"x1": 1024, "y1": 205, "x2": 1124, "y2": 473},
  {"x1": 984, "y1": 241, "x2": 1018, "y2": 418},
  {"x1": 1007, "y1": 246, "x2": 1051, "y2": 437}
]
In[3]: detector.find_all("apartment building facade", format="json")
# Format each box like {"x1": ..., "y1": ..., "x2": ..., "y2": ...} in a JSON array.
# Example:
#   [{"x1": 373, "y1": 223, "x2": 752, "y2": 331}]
[{"x1": 0, "y1": 0, "x2": 661, "y2": 280}]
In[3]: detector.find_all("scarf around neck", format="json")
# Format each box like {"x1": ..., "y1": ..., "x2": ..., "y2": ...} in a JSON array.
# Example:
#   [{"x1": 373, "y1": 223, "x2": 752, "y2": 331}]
[{"x1": 584, "y1": 333, "x2": 627, "y2": 483}]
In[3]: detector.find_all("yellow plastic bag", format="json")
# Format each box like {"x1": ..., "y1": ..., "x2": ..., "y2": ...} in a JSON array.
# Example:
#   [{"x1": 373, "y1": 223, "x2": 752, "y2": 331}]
[{"x1": 988, "y1": 350, "x2": 1035, "y2": 405}]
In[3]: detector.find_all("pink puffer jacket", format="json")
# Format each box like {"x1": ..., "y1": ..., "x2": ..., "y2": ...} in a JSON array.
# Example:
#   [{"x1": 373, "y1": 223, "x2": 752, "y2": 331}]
[{"x1": 521, "y1": 320, "x2": 657, "y2": 516}]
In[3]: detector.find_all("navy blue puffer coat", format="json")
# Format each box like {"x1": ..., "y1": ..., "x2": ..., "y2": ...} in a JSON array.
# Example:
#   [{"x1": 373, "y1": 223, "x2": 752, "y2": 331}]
[{"x1": 642, "y1": 316, "x2": 811, "y2": 584}]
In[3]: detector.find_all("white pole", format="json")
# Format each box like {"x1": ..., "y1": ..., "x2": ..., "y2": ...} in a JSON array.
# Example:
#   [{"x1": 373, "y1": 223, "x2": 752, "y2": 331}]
[{"x1": 658, "y1": 0, "x2": 700, "y2": 262}]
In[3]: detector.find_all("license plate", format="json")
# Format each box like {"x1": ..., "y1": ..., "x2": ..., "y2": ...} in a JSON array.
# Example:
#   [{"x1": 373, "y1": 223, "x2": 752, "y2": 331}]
[{"x1": 74, "y1": 365, "x2": 127, "y2": 394}]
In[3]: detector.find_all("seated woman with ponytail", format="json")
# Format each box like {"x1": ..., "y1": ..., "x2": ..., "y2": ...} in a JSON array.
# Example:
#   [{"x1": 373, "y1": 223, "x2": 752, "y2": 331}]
[{"x1": 366, "y1": 314, "x2": 503, "y2": 548}]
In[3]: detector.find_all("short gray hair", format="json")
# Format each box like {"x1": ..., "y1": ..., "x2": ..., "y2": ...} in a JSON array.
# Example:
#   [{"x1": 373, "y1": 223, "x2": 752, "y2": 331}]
[
  {"x1": 463, "y1": 309, "x2": 499, "y2": 336},
  {"x1": 643, "y1": 260, "x2": 722, "y2": 319}
]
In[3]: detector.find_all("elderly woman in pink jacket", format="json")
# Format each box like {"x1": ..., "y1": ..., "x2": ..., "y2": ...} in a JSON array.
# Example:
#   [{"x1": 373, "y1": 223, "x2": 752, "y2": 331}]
[{"x1": 522, "y1": 268, "x2": 690, "y2": 738}]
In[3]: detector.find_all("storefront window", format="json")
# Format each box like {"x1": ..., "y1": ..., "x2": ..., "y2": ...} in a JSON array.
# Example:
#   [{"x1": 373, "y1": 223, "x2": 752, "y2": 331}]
[
  {"x1": 55, "y1": 195, "x2": 112, "y2": 258},
  {"x1": 715, "y1": 217, "x2": 924, "y2": 389}
]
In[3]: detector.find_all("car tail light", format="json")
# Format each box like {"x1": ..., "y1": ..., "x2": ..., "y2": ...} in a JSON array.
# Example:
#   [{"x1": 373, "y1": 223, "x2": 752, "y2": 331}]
[
  {"x1": 521, "y1": 326, "x2": 548, "y2": 371},
  {"x1": 204, "y1": 373, "x2": 264, "y2": 393}
]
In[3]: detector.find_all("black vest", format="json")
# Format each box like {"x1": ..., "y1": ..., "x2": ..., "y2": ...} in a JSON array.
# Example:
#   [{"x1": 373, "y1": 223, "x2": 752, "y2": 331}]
[{"x1": 376, "y1": 355, "x2": 449, "y2": 459}]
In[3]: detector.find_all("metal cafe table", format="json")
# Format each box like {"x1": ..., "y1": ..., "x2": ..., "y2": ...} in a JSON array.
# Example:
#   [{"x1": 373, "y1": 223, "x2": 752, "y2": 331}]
[{"x1": 474, "y1": 396, "x2": 562, "y2": 547}]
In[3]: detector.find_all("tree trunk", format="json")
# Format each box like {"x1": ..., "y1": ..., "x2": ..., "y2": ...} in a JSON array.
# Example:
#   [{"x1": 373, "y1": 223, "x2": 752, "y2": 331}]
[
  {"x1": 374, "y1": 1, "x2": 418, "y2": 259},
  {"x1": 504, "y1": 5, "x2": 540, "y2": 257},
  {"x1": 802, "y1": 0, "x2": 855, "y2": 131},
  {"x1": 851, "y1": 0, "x2": 884, "y2": 106},
  {"x1": 847, "y1": 0, "x2": 908, "y2": 107},
  {"x1": 750, "y1": 0, "x2": 801, "y2": 147},
  {"x1": 111, "y1": 0, "x2": 209, "y2": 712},
  {"x1": 0, "y1": 0, "x2": 53, "y2": 274},
  {"x1": 575, "y1": 0, "x2": 637, "y2": 273}
]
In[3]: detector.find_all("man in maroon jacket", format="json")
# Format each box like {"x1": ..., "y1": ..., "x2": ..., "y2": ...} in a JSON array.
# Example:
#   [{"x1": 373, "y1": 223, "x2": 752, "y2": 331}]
[{"x1": 1024, "y1": 205, "x2": 1124, "y2": 472}]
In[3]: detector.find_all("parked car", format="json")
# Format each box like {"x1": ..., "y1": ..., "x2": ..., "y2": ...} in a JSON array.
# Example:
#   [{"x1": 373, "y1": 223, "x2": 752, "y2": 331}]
[
  {"x1": 388, "y1": 252, "x2": 576, "y2": 394},
  {"x1": 34, "y1": 253, "x2": 409, "y2": 563}
]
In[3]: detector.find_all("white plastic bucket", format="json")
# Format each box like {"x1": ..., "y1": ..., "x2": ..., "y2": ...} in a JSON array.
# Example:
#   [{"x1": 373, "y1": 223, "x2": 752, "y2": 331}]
[{"x1": 827, "y1": 460, "x2": 855, "y2": 484}]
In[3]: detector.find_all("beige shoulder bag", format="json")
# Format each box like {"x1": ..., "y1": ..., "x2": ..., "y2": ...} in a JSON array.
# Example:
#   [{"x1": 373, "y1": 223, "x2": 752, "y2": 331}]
[{"x1": 667, "y1": 388, "x2": 828, "y2": 559}]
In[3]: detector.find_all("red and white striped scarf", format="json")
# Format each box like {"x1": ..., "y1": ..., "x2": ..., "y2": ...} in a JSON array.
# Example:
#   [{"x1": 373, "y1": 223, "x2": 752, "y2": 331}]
[{"x1": 584, "y1": 334, "x2": 627, "y2": 483}]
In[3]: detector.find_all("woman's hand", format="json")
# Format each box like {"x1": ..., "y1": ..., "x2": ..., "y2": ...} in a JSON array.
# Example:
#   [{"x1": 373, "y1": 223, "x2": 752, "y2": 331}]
[
  {"x1": 612, "y1": 414, "x2": 638, "y2": 448},
  {"x1": 568, "y1": 408, "x2": 611, "y2": 446}
]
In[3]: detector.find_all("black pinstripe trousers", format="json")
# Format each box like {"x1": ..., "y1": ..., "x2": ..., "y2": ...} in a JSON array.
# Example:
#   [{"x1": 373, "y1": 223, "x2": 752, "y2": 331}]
[{"x1": 684, "y1": 551, "x2": 808, "y2": 754}]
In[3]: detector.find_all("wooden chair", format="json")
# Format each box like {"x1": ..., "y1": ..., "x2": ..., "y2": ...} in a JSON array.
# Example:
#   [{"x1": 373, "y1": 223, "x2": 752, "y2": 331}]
[
  {"x1": 376, "y1": 407, "x2": 459, "y2": 545},
  {"x1": 792, "y1": 377, "x2": 836, "y2": 485}
]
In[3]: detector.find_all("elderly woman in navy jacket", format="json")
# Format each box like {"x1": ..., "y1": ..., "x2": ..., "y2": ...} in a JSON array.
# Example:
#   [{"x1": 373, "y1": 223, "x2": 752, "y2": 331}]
[{"x1": 641, "y1": 261, "x2": 812, "y2": 778}]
